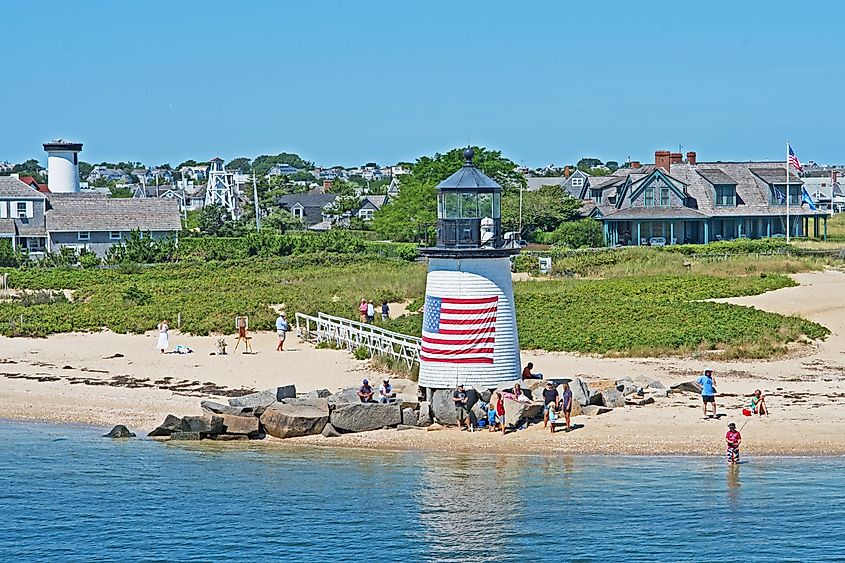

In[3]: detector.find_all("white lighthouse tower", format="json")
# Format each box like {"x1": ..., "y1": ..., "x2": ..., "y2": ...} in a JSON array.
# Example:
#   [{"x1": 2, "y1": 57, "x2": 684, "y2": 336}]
[
  {"x1": 43, "y1": 139, "x2": 83, "y2": 193},
  {"x1": 418, "y1": 148, "x2": 521, "y2": 390},
  {"x1": 204, "y1": 157, "x2": 239, "y2": 218}
]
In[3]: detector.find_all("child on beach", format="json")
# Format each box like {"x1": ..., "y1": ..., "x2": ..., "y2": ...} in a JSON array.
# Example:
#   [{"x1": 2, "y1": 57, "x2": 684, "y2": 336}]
[
  {"x1": 726, "y1": 422, "x2": 742, "y2": 464},
  {"x1": 750, "y1": 389, "x2": 768, "y2": 416}
]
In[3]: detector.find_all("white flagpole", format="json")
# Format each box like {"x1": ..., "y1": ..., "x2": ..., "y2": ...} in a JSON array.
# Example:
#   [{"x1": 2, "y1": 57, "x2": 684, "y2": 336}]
[{"x1": 786, "y1": 141, "x2": 790, "y2": 243}]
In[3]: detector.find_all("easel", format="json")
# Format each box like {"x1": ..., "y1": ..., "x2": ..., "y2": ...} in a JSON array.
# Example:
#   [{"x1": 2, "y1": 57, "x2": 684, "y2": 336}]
[{"x1": 233, "y1": 315, "x2": 253, "y2": 353}]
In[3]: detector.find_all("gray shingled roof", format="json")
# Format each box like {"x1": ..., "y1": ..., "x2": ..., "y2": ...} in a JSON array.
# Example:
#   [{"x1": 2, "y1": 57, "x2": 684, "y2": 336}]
[
  {"x1": 526, "y1": 177, "x2": 566, "y2": 191},
  {"x1": 438, "y1": 164, "x2": 501, "y2": 190},
  {"x1": 604, "y1": 206, "x2": 709, "y2": 220},
  {"x1": 45, "y1": 195, "x2": 182, "y2": 231},
  {"x1": 697, "y1": 169, "x2": 736, "y2": 185},
  {"x1": 749, "y1": 167, "x2": 802, "y2": 185},
  {"x1": 0, "y1": 219, "x2": 15, "y2": 235},
  {"x1": 0, "y1": 176, "x2": 47, "y2": 198}
]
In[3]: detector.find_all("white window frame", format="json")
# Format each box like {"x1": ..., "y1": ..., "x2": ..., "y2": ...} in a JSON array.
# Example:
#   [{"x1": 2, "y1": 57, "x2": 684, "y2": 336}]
[
  {"x1": 109, "y1": 231, "x2": 122, "y2": 240},
  {"x1": 16, "y1": 202, "x2": 27, "y2": 218},
  {"x1": 292, "y1": 206, "x2": 304, "y2": 219},
  {"x1": 77, "y1": 231, "x2": 91, "y2": 241},
  {"x1": 571, "y1": 177, "x2": 584, "y2": 188}
]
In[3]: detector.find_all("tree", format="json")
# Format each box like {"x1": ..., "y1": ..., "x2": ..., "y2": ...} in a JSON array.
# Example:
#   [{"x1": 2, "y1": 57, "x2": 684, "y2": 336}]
[
  {"x1": 501, "y1": 184, "x2": 582, "y2": 238},
  {"x1": 227, "y1": 157, "x2": 252, "y2": 173},
  {"x1": 252, "y1": 153, "x2": 314, "y2": 177},
  {"x1": 109, "y1": 186, "x2": 133, "y2": 198},
  {"x1": 546, "y1": 218, "x2": 604, "y2": 248},
  {"x1": 605, "y1": 161, "x2": 619, "y2": 172},
  {"x1": 4, "y1": 159, "x2": 45, "y2": 182},
  {"x1": 261, "y1": 208, "x2": 303, "y2": 233},
  {"x1": 177, "y1": 160, "x2": 198, "y2": 169},
  {"x1": 577, "y1": 158, "x2": 603, "y2": 171},
  {"x1": 78, "y1": 161, "x2": 94, "y2": 178},
  {"x1": 196, "y1": 204, "x2": 231, "y2": 236},
  {"x1": 372, "y1": 146, "x2": 524, "y2": 241}
]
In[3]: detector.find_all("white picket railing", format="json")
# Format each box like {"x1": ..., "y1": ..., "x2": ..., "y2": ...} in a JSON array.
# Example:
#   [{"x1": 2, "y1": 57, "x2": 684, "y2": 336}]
[{"x1": 295, "y1": 311, "x2": 421, "y2": 368}]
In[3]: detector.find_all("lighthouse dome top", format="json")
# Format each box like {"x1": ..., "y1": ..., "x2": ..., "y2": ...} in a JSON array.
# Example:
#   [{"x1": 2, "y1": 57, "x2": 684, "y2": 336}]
[{"x1": 437, "y1": 148, "x2": 502, "y2": 191}]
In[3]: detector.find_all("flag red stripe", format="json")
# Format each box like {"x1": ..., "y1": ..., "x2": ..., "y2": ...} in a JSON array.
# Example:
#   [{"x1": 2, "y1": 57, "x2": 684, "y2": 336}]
[
  {"x1": 440, "y1": 296, "x2": 498, "y2": 305},
  {"x1": 421, "y1": 336, "x2": 495, "y2": 345},
  {"x1": 438, "y1": 327, "x2": 496, "y2": 335},
  {"x1": 440, "y1": 306, "x2": 498, "y2": 315},
  {"x1": 441, "y1": 317, "x2": 497, "y2": 326},
  {"x1": 421, "y1": 346, "x2": 494, "y2": 355},
  {"x1": 420, "y1": 355, "x2": 494, "y2": 364}
]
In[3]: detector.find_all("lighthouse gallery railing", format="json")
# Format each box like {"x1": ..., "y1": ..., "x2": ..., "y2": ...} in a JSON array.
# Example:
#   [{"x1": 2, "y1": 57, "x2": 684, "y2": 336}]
[{"x1": 295, "y1": 312, "x2": 421, "y2": 368}]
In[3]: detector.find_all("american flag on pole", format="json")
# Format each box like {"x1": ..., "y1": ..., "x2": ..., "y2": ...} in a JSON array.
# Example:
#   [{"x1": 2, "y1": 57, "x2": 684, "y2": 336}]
[
  {"x1": 421, "y1": 295, "x2": 498, "y2": 364},
  {"x1": 788, "y1": 143, "x2": 803, "y2": 173}
]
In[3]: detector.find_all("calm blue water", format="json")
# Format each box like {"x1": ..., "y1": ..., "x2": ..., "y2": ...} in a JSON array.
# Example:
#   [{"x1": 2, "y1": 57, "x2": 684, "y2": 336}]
[{"x1": 1, "y1": 422, "x2": 845, "y2": 562}]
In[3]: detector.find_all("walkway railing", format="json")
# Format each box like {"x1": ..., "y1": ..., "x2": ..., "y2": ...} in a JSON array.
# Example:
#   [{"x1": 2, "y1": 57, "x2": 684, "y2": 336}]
[{"x1": 295, "y1": 311, "x2": 421, "y2": 368}]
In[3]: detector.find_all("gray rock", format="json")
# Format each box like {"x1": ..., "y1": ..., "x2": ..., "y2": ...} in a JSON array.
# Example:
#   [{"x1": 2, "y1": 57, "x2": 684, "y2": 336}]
[
  {"x1": 305, "y1": 389, "x2": 332, "y2": 399},
  {"x1": 671, "y1": 381, "x2": 703, "y2": 394},
  {"x1": 201, "y1": 400, "x2": 255, "y2": 416},
  {"x1": 649, "y1": 389, "x2": 670, "y2": 398},
  {"x1": 474, "y1": 387, "x2": 493, "y2": 404},
  {"x1": 169, "y1": 431, "x2": 202, "y2": 441},
  {"x1": 626, "y1": 396, "x2": 655, "y2": 406},
  {"x1": 599, "y1": 389, "x2": 626, "y2": 408},
  {"x1": 148, "y1": 414, "x2": 185, "y2": 437},
  {"x1": 260, "y1": 399, "x2": 329, "y2": 439},
  {"x1": 181, "y1": 415, "x2": 224, "y2": 435},
  {"x1": 220, "y1": 414, "x2": 261, "y2": 437},
  {"x1": 471, "y1": 402, "x2": 487, "y2": 426},
  {"x1": 330, "y1": 403, "x2": 402, "y2": 433},
  {"x1": 321, "y1": 422, "x2": 342, "y2": 438},
  {"x1": 567, "y1": 378, "x2": 591, "y2": 407},
  {"x1": 463, "y1": 388, "x2": 480, "y2": 409},
  {"x1": 417, "y1": 401, "x2": 433, "y2": 426},
  {"x1": 327, "y1": 387, "x2": 363, "y2": 405},
  {"x1": 616, "y1": 378, "x2": 637, "y2": 396},
  {"x1": 401, "y1": 407, "x2": 417, "y2": 426},
  {"x1": 103, "y1": 425, "x2": 135, "y2": 438},
  {"x1": 580, "y1": 405, "x2": 613, "y2": 416},
  {"x1": 209, "y1": 434, "x2": 249, "y2": 441},
  {"x1": 431, "y1": 389, "x2": 458, "y2": 425},
  {"x1": 228, "y1": 385, "x2": 296, "y2": 408},
  {"x1": 502, "y1": 398, "x2": 543, "y2": 429},
  {"x1": 647, "y1": 380, "x2": 666, "y2": 390}
]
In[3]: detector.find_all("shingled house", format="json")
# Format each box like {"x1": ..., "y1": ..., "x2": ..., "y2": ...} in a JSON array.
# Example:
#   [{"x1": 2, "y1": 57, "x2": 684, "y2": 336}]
[
  {"x1": 576, "y1": 151, "x2": 829, "y2": 245},
  {"x1": 0, "y1": 176, "x2": 181, "y2": 257}
]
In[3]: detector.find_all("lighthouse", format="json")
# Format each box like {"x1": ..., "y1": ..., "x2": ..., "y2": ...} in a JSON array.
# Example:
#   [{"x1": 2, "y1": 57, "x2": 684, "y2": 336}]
[
  {"x1": 43, "y1": 139, "x2": 83, "y2": 193},
  {"x1": 418, "y1": 148, "x2": 521, "y2": 390}
]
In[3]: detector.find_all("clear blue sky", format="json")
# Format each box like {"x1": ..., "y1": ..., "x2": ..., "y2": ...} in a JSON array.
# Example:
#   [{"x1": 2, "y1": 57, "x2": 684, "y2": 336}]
[{"x1": 3, "y1": 0, "x2": 844, "y2": 168}]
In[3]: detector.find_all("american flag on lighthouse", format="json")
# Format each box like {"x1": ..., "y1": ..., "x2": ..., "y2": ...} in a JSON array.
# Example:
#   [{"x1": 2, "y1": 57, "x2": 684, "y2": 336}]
[
  {"x1": 788, "y1": 143, "x2": 803, "y2": 173},
  {"x1": 421, "y1": 295, "x2": 498, "y2": 364}
]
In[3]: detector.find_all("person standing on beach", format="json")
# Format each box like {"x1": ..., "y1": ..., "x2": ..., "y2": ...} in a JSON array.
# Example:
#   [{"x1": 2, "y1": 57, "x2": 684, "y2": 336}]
[
  {"x1": 561, "y1": 382, "x2": 573, "y2": 433},
  {"x1": 542, "y1": 382, "x2": 559, "y2": 430},
  {"x1": 156, "y1": 320, "x2": 169, "y2": 354},
  {"x1": 698, "y1": 369, "x2": 717, "y2": 419},
  {"x1": 381, "y1": 301, "x2": 390, "y2": 321},
  {"x1": 496, "y1": 392, "x2": 506, "y2": 435},
  {"x1": 366, "y1": 300, "x2": 375, "y2": 324},
  {"x1": 453, "y1": 384, "x2": 471, "y2": 430},
  {"x1": 359, "y1": 299, "x2": 368, "y2": 323},
  {"x1": 726, "y1": 422, "x2": 742, "y2": 464},
  {"x1": 275, "y1": 312, "x2": 290, "y2": 352}
]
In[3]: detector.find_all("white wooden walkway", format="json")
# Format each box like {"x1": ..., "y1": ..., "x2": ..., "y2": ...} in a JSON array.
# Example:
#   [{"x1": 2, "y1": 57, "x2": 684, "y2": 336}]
[{"x1": 295, "y1": 312, "x2": 421, "y2": 368}]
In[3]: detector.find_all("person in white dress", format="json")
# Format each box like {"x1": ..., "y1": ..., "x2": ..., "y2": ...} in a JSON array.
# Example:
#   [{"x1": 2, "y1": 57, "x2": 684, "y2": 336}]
[{"x1": 157, "y1": 320, "x2": 169, "y2": 354}]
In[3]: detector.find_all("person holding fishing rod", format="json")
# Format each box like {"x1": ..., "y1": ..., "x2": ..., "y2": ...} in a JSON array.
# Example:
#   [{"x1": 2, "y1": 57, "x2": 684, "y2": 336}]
[{"x1": 726, "y1": 422, "x2": 742, "y2": 465}]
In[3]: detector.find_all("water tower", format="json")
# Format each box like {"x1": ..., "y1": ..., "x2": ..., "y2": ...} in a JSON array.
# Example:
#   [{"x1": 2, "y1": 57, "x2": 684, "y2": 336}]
[
  {"x1": 43, "y1": 139, "x2": 83, "y2": 193},
  {"x1": 204, "y1": 157, "x2": 239, "y2": 218},
  {"x1": 418, "y1": 148, "x2": 521, "y2": 390}
]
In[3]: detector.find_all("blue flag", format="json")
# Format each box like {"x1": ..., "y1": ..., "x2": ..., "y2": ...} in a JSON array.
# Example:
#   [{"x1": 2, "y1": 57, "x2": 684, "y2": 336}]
[{"x1": 802, "y1": 187, "x2": 817, "y2": 210}]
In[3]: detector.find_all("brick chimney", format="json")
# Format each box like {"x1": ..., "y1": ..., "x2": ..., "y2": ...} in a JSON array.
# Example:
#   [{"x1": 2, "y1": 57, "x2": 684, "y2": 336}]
[
  {"x1": 630, "y1": 161, "x2": 641, "y2": 169},
  {"x1": 563, "y1": 166, "x2": 571, "y2": 178},
  {"x1": 322, "y1": 179, "x2": 333, "y2": 191},
  {"x1": 686, "y1": 151, "x2": 697, "y2": 165},
  {"x1": 655, "y1": 150, "x2": 671, "y2": 172},
  {"x1": 670, "y1": 152, "x2": 683, "y2": 165}
]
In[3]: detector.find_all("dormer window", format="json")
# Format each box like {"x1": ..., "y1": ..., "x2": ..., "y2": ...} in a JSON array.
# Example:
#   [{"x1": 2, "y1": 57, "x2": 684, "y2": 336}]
[
  {"x1": 715, "y1": 186, "x2": 736, "y2": 206},
  {"x1": 643, "y1": 187, "x2": 655, "y2": 207},
  {"x1": 659, "y1": 188, "x2": 670, "y2": 206},
  {"x1": 590, "y1": 189, "x2": 602, "y2": 203},
  {"x1": 16, "y1": 202, "x2": 27, "y2": 218},
  {"x1": 571, "y1": 177, "x2": 584, "y2": 188}
]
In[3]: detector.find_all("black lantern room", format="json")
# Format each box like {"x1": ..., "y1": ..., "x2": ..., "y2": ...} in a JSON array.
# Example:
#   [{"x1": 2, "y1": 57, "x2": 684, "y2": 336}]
[{"x1": 419, "y1": 148, "x2": 519, "y2": 258}]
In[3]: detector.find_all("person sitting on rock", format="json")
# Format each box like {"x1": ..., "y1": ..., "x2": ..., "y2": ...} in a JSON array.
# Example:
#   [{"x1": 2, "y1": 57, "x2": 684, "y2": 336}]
[
  {"x1": 357, "y1": 379, "x2": 375, "y2": 403},
  {"x1": 750, "y1": 389, "x2": 768, "y2": 416},
  {"x1": 521, "y1": 362, "x2": 543, "y2": 380},
  {"x1": 511, "y1": 382, "x2": 530, "y2": 403},
  {"x1": 453, "y1": 383, "x2": 471, "y2": 430},
  {"x1": 378, "y1": 378, "x2": 396, "y2": 404}
]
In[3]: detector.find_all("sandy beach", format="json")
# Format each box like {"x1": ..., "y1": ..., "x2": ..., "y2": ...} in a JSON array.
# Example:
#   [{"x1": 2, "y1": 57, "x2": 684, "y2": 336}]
[{"x1": 3, "y1": 269, "x2": 845, "y2": 455}]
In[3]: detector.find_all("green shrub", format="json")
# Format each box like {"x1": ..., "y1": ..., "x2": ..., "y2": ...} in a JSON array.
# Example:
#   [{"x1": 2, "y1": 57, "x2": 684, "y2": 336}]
[
  {"x1": 78, "y1": 250, "x2": 101, "y2": 269},
  {"x1": 353, "y1": 346, "x2": 371, "y2": 360},
  {"x1": 546, "y1": 218, "x2": 604, "y2": 248}
]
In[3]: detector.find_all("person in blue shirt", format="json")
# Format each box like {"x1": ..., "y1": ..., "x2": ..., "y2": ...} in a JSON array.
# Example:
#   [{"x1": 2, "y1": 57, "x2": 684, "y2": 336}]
[
  {"x1": 275, "y1": 313, "x2": 290, "y2": 352},
  {"x1": 697, "y1": 369, "x2": 717, "y2": 419}
]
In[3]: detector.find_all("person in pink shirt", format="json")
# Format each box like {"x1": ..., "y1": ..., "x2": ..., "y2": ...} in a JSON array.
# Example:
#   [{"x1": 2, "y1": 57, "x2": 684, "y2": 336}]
[{"x1": 725, "y1": 422, "x2": 742, "y2": 464}]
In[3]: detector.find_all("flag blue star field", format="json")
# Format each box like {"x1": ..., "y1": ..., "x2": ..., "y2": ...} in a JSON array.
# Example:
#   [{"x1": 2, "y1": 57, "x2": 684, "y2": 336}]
[{"x1": 421, "y1": 295, "x2": 498, "y2": 364}]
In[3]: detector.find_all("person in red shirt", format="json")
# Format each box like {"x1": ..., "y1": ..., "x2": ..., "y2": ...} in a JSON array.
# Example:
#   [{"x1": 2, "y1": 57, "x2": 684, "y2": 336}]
[{"x1": 725, "y1": 422, "x2": 742, "y2": 464}]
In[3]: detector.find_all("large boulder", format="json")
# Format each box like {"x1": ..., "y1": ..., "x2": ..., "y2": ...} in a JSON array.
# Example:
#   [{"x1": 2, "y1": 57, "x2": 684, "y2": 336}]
[
  {"x1": 417, "y1": 401, "x2": 433, "y2": 426},
  {"x1": 474, "y1": 387, "x2": 493, "y2": 404},
  {"x1": 471, "y1": 402, "x2": 487, "y2": 426},
  {"x1": 650, "y1": 388, "x2": 670, "y2": 398},
  {"x1": 626, "y1": 396, "x2": 655, "y2": 406},
  {"x1": 464, "y1": 388, "x2": 480, "y2": 410},
  {"x1": 401, "y1": 407, "x2": 417, "y2": 426},
  {"x1": 567, "y1": 378, "x2": 591, "y2": 407},
  {"x1": 148, "y1": 414, "x2": 186, "y2": 437},
  {"x1": 221, "y1": 414, "x2": 260, "y2": 437},
  {"x1": 321, "y1": 422, "x2": 342, "y2": 438},
  {"x1": 182, "y1": 415, "x2": 224, "y2": 435},
  {"x1": 580, "y1": 405, "x2": 613, "y2": 416},
  {"x1": 229, "y1": 386, "x2": 296, "y2": 408},
  {"x1": 201, "y1": 400, "x2": 255, "y2": 417},
  {"x1": 671, "y1": 381, "x2": 703, "y2": 394},
  {"x1": 260, "y1": 399, "x2": 329, "y2": 439},
  {"x1": 327, "y1": 387, "x2": 363, "y2": 405},
  {"x1": 616, "y1": 378, "x2": 637, "y2": 396},
  {"x1": 103, "y1": 425, "x2": 135, "y2": 438},
  {"x1": 330, "y1": 403, "x2": 402, "y2": 433},
  {"x1": 599, "y1": 389, "x2": 626, "y2": 408},
  {"x1": 502, "y1": 398, "x2": 543, "y2": 429},
  {"x1": 431, "y1": 389, "x2": 458, "y2": 425},
  {"x1": 305, "y1": 389, "x2": 332, "y2": 399}
]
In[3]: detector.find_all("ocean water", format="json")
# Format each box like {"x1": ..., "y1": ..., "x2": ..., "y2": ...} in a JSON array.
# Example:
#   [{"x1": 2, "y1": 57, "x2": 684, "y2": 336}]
[{"x1": 1, "y1": 422, "x2": 844, "y2": 562}]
